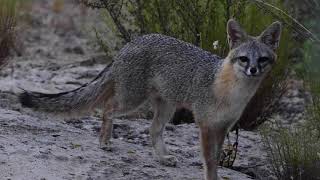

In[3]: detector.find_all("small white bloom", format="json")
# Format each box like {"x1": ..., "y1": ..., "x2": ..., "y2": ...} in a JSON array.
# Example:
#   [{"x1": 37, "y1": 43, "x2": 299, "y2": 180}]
[{"x1": 212, "y1": 40, "x2": 219, "y2": 50}]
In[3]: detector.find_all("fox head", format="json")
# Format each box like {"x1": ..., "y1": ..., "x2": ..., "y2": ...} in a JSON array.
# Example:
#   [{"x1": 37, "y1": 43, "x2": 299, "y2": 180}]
[{"x1": 226, "y1": 19, "x2": 282, "y2": 79}]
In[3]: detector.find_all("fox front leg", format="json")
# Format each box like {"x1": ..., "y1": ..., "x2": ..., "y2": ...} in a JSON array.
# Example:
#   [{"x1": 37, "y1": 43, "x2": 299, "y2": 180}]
[{"x1": 199, "y1": 122, "x2": 227, "y2": 180}]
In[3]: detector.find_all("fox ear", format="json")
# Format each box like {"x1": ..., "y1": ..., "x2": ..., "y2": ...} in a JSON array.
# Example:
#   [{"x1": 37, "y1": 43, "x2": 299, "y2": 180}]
[
  {"x1": 259, "y1": 21, "x2": 282, "y2": 51},
  {"x1": 227, "y1": 19, "x2": 247, "y2": 49}
]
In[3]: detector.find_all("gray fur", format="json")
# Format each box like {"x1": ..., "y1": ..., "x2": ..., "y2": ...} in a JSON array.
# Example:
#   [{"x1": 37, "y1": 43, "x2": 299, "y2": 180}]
[
  {"x1": 20, "y1": 19, "x2": 282, "y2": 180},
  {"x1": 111, "y1": 33, "x2": 223, "y2": 113}
]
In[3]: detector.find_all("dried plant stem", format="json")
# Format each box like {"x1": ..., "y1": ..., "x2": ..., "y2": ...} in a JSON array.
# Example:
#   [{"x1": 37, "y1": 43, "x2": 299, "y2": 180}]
[{"x1": 250, "y1": 0, "x2": 320, "y2": 43}]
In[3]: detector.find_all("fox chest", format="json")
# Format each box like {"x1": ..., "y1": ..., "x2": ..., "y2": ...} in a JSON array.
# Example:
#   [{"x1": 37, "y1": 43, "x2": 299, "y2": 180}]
[{"x1": 212, "y1": 82, "x2": 258, "y2": 125}]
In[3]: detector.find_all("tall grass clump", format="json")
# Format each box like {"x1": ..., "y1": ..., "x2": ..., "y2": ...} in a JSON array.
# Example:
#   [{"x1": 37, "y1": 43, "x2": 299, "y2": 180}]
[
  {"x1": 0, "y1": 0, "x2": 17, "y2": 69},
  {"x1": 262, "y1": 85, "x2": 320, "y2": 179},
  {"x1": 262, "y1": 121, "x2": 320, "y2": 180}
]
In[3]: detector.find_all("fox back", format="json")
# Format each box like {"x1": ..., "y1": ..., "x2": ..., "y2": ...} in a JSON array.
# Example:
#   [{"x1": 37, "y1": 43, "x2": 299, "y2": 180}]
[{"x1": 111, "y1": 34, "x2": 223, "y2": 109}]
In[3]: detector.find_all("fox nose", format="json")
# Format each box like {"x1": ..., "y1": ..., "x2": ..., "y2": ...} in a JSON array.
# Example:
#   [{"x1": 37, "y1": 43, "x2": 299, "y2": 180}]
[
  {"x1": 250, "y1": 67, "x2": 257, "y2": 74},
  {"x1": 246, "y1": 67, "x2": 259, "y2": 76}
]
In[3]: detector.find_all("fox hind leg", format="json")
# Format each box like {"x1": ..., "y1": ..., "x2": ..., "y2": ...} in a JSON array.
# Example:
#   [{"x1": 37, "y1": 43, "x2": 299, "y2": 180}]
[
  {"x1": 150, "y1": 97, "x2": 177, "y2": 166},
  {"x1": 99, "y1": 101, "x2": 115, "y2": 150},
  {"x1": 99, "y1": 95, "x2": 147, "y2": 150},
  {"x1": 99, "y1": 113, "x2": 113, "y2": 150}
]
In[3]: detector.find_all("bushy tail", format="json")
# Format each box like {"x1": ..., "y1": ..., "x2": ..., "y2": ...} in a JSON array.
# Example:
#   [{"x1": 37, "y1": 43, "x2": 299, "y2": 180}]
[{"x1": 19, "y1": 64, "x2": 114, "y2": 115}]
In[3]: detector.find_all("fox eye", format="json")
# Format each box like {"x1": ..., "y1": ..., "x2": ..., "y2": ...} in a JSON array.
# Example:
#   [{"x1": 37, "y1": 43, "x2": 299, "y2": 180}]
[
  {"x1": 238, "y1": 56, "x2": 249, "y2": 63},
  {"x1": 258, "y1": 57, "x2": 269, "y2": 63}
]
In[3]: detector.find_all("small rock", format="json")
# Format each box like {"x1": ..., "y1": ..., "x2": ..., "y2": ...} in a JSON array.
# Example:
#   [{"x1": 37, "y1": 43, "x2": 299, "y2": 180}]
[
  {"x1": 64, "y1": 46, "x2": 85, "y2": 55},
  {"x1": 55, "y1": 155, "x2": 69, "y2": 161}
]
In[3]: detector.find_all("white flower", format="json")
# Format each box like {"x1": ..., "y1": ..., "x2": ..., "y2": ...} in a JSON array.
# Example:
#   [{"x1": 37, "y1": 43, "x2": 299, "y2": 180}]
[{"x1": 212, "y1": 40, "x2": 219, "y2": 50}]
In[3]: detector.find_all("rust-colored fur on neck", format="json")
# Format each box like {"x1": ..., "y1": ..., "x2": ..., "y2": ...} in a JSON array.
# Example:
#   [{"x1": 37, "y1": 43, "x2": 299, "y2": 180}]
[{"x1": 213, "y1": 61, "x2": 238, "y2": 108}]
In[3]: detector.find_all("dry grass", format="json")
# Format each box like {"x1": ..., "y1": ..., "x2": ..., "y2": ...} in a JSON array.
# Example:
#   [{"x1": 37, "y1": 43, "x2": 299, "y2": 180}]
[
  {"x1": 261, "y1": 121, "x2": 320, "y2": 180},
  {"x1": 52, "y1": 0, "x2": 65, "y2": 13},
  {"x1": 0, "y1": 0, "x2": 17, "y2": 69}
]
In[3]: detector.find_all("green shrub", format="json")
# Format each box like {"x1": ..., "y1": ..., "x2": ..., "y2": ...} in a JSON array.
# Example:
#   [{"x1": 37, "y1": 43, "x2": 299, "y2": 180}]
[{"x1": 261, "y1": 121, "x2": 320, "y2": 180}]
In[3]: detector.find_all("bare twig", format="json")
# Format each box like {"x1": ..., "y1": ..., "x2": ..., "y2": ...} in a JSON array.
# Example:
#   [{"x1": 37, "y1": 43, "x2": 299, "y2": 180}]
[
  {"x1": 154, "y1": 0, "x2": 170, "y2": 34},
  {"x1": 250, "y1": 0, "x2": 320, "y2": 43},
  {"x1": 80, "y1": 0, "x2": 131, "y2": 42}
]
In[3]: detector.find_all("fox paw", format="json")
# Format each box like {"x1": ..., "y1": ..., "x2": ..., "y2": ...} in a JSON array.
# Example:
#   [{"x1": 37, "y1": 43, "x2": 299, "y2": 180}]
[
  {"x1": 160, "y1": 155, "x2": 178, "y2": 167},
  {"x1": 99, "y1": 141, "x2": 112, "y2": 151}
]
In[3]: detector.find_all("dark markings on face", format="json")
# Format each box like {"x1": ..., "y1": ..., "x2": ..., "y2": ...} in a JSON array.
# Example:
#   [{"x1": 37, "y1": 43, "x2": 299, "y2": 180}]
[{"x1": 230, "y1": 40, "x2": 275, "y2": 76}]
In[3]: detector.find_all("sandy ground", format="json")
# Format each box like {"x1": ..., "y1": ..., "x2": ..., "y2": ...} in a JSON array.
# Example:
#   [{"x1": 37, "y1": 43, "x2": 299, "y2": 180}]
[
  {"x1": 0, "y1": 108, "x2": 263, "y2": 180},
  {"x1": 0, "y1": 0, "x2": 295, "y2": 179}
]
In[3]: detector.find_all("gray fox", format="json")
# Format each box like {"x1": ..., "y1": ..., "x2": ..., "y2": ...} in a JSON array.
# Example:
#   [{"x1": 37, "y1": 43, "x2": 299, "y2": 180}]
[{"x1": 20, "y1": 19, "x2": 282, "y2": 180}]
